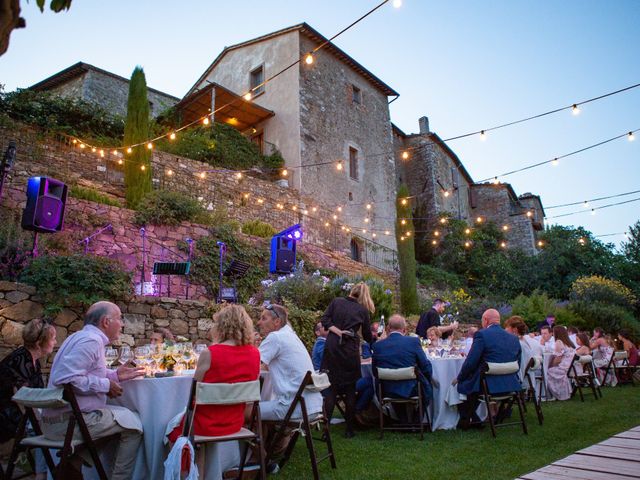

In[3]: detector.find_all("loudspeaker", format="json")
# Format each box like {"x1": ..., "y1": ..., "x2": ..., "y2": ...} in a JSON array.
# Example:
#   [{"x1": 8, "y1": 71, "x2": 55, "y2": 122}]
[
  {"x1": 21, "y1": 177, "x2": 68, "y2": 233},
  {"x1": 270, "y1": 235, "x2": 297, "y2": 274}
]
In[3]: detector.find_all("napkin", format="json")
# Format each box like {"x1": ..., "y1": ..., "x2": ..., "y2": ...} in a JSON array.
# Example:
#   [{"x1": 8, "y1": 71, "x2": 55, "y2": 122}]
[{"x1": 445, "y1": 383, "x2": 463, "y2": 406}]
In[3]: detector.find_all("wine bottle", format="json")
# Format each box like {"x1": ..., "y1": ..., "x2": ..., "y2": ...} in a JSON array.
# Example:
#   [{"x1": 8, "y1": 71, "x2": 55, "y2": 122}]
[{"x1": 377, "y1": 315, "x2": 385, "y2": 336}]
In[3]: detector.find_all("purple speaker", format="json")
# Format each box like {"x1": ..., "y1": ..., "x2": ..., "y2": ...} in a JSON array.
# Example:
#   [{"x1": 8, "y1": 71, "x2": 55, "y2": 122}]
[{"x1": 21, "y1": 177, "x2": 68, "y2": 233}]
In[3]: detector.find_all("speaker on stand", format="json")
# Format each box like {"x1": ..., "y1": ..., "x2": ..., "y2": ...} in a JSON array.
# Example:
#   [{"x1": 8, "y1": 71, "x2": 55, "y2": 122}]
[{"x1": 21, "y1": 176, "x2": 68, "y2": 256}]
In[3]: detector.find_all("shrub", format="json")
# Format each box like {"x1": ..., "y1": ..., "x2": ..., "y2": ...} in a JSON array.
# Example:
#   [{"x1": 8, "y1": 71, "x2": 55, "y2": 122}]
[
  {"x1": 0, "y1": 209, "x2": 31, "y2": 280},
  {"x1": 69, "y1": 185, "x2": 121, "y2": 207},
  {"x1": 134, "y1": 190, "x2": 211, "y2": 226},
  {"x1": 241, "y1": 220, "x2": 276, "y2": 238},
  {"x1": 283, "y1": 301, "x2": 322, "y2": 351},
  {"x1": 416, "y1": 263, "x2": 463, "y2": 290},
  {"x1": 569, "y1": 275, "x2": 637, "y2": 310},
  {"x1": 264, "y1": 269, "x2": 329, "y2": 311},
  {"x1": 20, "y1": 254, "x2": 132, "y2": 314},
  {"x1": 511, "y1": 291, "x2": 559, "y2": 329},
  {"x1": 570, "y1": 301, "x2": 640, "y2": 337},
  {"x1": 323, "y1": 275, "x2": 393, "y2": 321}
]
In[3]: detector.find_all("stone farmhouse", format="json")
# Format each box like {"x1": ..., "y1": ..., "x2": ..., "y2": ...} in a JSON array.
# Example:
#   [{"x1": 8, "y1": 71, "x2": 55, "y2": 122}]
[{"x1": 26, "y1": 23, "x2": 544, "y2": 258}]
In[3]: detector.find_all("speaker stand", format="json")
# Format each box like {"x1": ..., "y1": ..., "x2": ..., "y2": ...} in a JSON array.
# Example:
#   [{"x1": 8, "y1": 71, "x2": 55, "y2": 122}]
[{"x1": 32, "y1": 232, "x2": 39, "y2": 258}]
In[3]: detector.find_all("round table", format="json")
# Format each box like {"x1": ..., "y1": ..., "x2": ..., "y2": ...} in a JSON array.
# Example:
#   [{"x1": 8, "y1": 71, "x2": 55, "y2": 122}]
[{"x1": 429, "y1": 357, "x2": 466, "y2": 430}]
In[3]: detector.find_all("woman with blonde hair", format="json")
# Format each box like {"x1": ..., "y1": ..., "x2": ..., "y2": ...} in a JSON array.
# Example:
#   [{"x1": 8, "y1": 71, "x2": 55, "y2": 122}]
[
  {"x1": 321, "y1": 282, "x2": 374, "y2": 438},
  {"x1": 168, "y1": 305, "x2": 260, "y2": 444}
]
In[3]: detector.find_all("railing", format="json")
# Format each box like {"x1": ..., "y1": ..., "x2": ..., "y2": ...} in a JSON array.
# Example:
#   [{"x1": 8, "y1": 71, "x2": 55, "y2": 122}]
[{"x1": 356, "y1": 235, "x2": 399, "y2": 273}]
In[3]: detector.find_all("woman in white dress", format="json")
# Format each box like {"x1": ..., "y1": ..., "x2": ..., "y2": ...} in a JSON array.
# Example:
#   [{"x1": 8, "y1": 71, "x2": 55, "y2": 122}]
[
  {"x1": 572, "y1": 333, "x2": 591, "y2": 376},
  {"x1": 590, "y1": 328, "x2": 617, "y2": 386},
  {"x1": 545, "y1": 326, "x2": 576, "y2": 401}
]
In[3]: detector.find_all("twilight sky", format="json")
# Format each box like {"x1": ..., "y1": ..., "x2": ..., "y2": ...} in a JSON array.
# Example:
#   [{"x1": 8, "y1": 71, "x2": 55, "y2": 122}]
[{"x1": 1, "y1": 0, "x2": 638, "y2": 248}]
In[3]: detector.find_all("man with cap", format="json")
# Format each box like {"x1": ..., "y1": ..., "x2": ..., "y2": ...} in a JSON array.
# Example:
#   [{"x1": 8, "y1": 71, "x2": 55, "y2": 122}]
[{"x1": 416, "y1": 299, "x2": 458, "y2": 340}]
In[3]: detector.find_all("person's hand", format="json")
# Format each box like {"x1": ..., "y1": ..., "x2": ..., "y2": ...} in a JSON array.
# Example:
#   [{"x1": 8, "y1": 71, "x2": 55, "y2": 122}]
[
  {"x1": 116, "y1": 365, "x2": 145, "y2": 382},
  {"x1": 108, "y1": 380, "x2": 123, "y2": 398},
  {"x1": 451, "y1": 377, "x2": 458, "y2": 386}
]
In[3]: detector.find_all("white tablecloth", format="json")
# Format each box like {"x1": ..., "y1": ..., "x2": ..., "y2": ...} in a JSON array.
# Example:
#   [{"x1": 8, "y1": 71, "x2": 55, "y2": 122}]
[
  {"x1": 103, "y1": 375, "x2": 240, "y2": 480},
  {"x1": 430, "y1": 358, "x2": 466, "y2": 430}
]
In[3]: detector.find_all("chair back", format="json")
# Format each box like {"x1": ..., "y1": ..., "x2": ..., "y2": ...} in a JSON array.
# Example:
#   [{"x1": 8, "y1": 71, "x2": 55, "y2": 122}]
[
  {"x1": 578, "y1": 355, "x2": 593, "y2": 364},
  {"x1": 194, "y1": 380, "x2": 261, "y2": 406},
  {"x1": 377, "y1": 366, "x2": 416, "y2": 381},
  {"x1": 306, "y1": 372, "x2": 331, "y2": 392},
  {"x1": 12, "y1": 387, "x2": 68, "y2": 409},
  {"x1": 614, "y1": 351, "x2": 628, "y2": 361},
  {"x1": 485, "y1": 361, "x2": 519, "y2": 375}
]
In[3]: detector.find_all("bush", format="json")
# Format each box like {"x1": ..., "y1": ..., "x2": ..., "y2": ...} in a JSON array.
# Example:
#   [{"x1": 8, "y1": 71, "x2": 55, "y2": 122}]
[
  {"x1": 241, "y1": 220, "x2": 276, "y2": 238},
  {"x1": 134, "y1": 190, "x2": 211, "y2": 226},
  {"x1": 0, "y1": 209, "x2": 31, "y2": 281},
  {"x1": 511, "y1": 291, "x2": 559, "y2": 329},
  {"x1": 570, "y1": 301, "x2": 640, "y2": 337},
  {"x1": 283, "y1": 301, "x2": 322, "y2": 351},
  {"x1": 264, "y1": 269, "x2": 330, "y2": 311},
  {"x1": 69, "y1": 185, "x2": 121, "y2": 207},
  {"x1": 416, "y1": 263, "x2": 463, "y2": 290},
  {"x1": 323, "y1": 275, "x2": 393, "y2": 321},
  {"x1": 569, "y1": 275, "x2": 637, "y2": 310},
  {"x1": 0, "y1": 88, "x2": 124, "y2": 142},
  {"x1": 20, "y1": 254, "x2": 132, "y2": 314}
]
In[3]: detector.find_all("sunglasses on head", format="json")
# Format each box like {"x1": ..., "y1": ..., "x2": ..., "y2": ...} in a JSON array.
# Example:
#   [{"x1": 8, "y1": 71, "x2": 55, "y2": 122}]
[
  {"x1": 37, "y1": 318, "x2": 54, "y2": 341},
  {"x1": 264, "y1": 304, "x2": 282, "y2": 321}
]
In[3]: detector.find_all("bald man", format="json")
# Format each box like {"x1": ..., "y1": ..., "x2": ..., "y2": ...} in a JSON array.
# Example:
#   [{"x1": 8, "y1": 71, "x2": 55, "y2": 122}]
[
  {"x1": 43, "y1": 301, "x2": 145, "y2": 479},
  {"x1": 453, "y1": 309, "x2": 522, "y2": 429},
  {"x1": 372, "y1": 314, "x2": 435, "y2": 416}
]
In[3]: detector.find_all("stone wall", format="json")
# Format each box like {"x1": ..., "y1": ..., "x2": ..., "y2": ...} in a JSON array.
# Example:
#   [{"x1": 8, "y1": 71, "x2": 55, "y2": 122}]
[{"x1": 46, "y1": 68, "x2": 179, "y2": 118}]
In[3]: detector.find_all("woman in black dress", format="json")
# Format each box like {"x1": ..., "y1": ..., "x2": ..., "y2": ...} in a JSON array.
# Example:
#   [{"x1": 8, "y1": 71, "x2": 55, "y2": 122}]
[
  {"x1": 0, "y1": 318, "x2": 57, "y2": 480},
  {"x1": 321, "y1": 282, "x2": 374, "y2": 437}
]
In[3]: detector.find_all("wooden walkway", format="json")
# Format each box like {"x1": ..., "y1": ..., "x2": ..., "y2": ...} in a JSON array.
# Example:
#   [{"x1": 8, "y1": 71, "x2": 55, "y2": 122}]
[{"x1": 517, "y1": 426, "x2": 640, "y2": 479}]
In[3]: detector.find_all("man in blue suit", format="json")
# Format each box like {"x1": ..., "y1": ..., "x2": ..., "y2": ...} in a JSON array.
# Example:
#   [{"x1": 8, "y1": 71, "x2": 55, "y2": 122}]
[
  {"x1": 453, "y1": 309, "x2": 522, "y2": 429},
  {"x1": 372, "y1": 314, "x2": 436, "y2": 417}
]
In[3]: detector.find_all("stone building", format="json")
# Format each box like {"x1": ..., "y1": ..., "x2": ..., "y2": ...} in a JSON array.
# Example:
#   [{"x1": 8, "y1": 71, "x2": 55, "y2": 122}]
[
  {"x1": 29, "y1": 62, "x2": 179, "y2": 118},
  {"x1": 176, "y1": 23, "x2": 399, "y2": 251},
  {"x1": 394, "y1": 116, "x2": 544, "y2": 256}
]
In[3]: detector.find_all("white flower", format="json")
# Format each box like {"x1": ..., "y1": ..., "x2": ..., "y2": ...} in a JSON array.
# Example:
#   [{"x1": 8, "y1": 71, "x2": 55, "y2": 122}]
[
  {"x1": 261, "y1": 279, "x2": 274, "y2": 287},
  {"x1": 247, "y1": 296, "x2": 256, "y2": 305},
  {"x1": 312, "y1": 270, "x2": 321, "y2": 276}
]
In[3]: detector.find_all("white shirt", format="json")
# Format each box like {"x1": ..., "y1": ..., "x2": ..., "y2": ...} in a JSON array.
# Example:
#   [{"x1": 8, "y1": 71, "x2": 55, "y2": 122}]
[
  {"x1": 524, "y1": 335, "x2": 543, "y2": 357},
  {"x1": 259, "y1": 324, "x2": 322, "y2": 414}
]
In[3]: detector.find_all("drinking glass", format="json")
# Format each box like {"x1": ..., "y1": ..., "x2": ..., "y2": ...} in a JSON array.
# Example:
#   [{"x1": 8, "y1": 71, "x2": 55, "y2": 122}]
[
  {"x1": 105, "y1": 347, "x2": 118, "y2": 367},
  {"x1": 134, "y1": 346, "x2": 149, "y2": 367},
  {"x1": 119, "y1": 346, "x2": 133, "y2": 366},
  {"x1": 182, "y1": 343, "x2": 194, "y2": 369},
  {"x1": 194, "y1": 343, "x2": 207, "y2": 359},
  {"x1": 442, "y1": 340, "x2": 452, "y2": 358},
  {"x1": 151, "y1": 344, "x2": 164, "y2": 371}
]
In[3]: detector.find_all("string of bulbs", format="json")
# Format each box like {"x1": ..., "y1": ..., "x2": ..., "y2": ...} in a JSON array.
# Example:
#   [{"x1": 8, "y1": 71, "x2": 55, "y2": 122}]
[
  {"x1": 546, "y1": 196, "x2": 640, "y2": 220},
  {"x1": 545, "y1": 188, "x2": 640, "y2": 210}
]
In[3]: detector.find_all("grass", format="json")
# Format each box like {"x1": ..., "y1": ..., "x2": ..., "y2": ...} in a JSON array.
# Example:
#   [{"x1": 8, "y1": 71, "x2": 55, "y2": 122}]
[
  {"x1": 69, "y1": 184, "x2": 121, "y2": 207},
  {"x1": 277, "y1": 386, "x2": 640, "y2": 480}
]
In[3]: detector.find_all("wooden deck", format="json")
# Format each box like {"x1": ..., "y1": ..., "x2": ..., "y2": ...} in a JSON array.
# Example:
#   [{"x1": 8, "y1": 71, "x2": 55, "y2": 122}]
[{"x1": 517, "y1": 426, "x2": 640, "y2": 479}]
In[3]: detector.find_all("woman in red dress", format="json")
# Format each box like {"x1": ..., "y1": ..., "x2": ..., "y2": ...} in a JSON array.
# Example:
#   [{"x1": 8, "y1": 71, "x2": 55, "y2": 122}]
[{"x1": 168, "y1": 304, "x2": 260, "y2": 442}]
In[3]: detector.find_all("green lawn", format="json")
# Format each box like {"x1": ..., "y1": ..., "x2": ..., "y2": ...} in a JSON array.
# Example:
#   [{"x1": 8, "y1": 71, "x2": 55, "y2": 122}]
[{"x1": 278, "y1": 386, "x2": 640, "y2": 480}]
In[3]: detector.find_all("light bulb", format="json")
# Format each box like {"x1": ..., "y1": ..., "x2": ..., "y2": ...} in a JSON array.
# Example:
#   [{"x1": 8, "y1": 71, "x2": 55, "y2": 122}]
[
  {"x1": 325, "y1": 222, "x2": 330, "y2": 227},
  {"x1": 333, "y1": 214, "x2": 337, "y2": 220},
  {"x1": 118, "y1": 159, "x2": 123, "y2": 165},
  {"x1": 537, "y1": 240, "x2": 544, "y2": 247},
  {"x1": 464, "y1": 241, "x2": 471, "y2": 248},
  {"x1": 406, "y1": 231, "x2": 411, "y2": 237},
  {"x1": 434, "y1": 231, "x2": 440, "y2": 237},
  {"x1": 282, "y1": 169, "x2": 288, "y2": 177},
  {"x1": 372, "y1": 233, "x2": 377, "y2": 238},
  {"x1": 401, "y1": 219, "x2": 406, "y2": 225},
  {"x1": 337, "y1": 206, "x2": 343, "y2": 212},
  {"x1": 401, "y1": 151, "x2": 409, "y2": 160},
  {"x1": 439, "y1": 218, "x2": 446, "y2": 224},
  {"x1": 243, "y1": 193, "x2": 250, "y2": 199},
  {"x1": 305, "y1": 53, "x2": 314, "y2": 65},
  {"x1": 140, "y1": 165, "x2": 146, "y2": 171},
  {"x1": 363, "y1": 229, "x2": 367, "y2": 234},
  {"x1": 465, "y1": 228, "x2": 471, "y2": 235},
  {"x1": 629, "y1": 132, "x2": 635, "y2": 141},
  {"x1": 432, "y1": 240, "x2": 437, "y2": 245},
  {"x1": 444, "y1": 191, "x2": 450, "y2": 197},
  {"x1": 364, "y1": 218, "x2": 370, "y2": 223},
  {"x1": 572, "y1": 104, "x2": 580, "y2": 115},
  {"x1": 91, "y1": 147, "x2": 97, "y2": 153},
  {"x1": 236, "y1": 172, "x2": 242, "y2": 179},
  {"x1": 393, "y1": 0, "x2": 402, "y2": 7},
  {"x1": 169, "y1": 132, "x2": 176, "y2": 140},
  {"x1": 502, "y1": 225, "x2": 509, "y2": 231},
  {"x1": 199, "y1": 172, "x2": 206, "y2": 179},
  {"x1": 401, "y1": 198, "x2": 408, "y2": 205},
  {"x1": 79, "y1": 143, "x2": 85, "y2": 149},
  {"x1": 476, "y1": 217, "x2": 483, "y2": 223},
  {"x1": 112, "y1": 150, "x2": 118, "y2": 155},
  {"x1": 480, "y1": 130, "x2": 487, "y2": 141},
  {"x1": 147, "y1": 142, "x2": 153, "y2": 150},
  {"x1": 551, "y1": 158, "x2": 559, "y2": 166},
  {"x1": 500, "y1": 242, "x2": 507, "y2": 248},
  {"x1": 257, "y1": 199, "x2": 264, "y2": 204},
  {"x1": 312, "y1": 207, "x2": 317, "y2": 212},
  {"x1": 126, "y1": 147, "x2": 132, "y2": 154},
  {"x1": 591, "y1": 209, "x2": 596, "y2": 216},
  {"x1": 385, "y1": 230, "x2": 390, "y2": 235},
  {"x1": 336, "y1": 161, "x2": 343, "y2": 171},
  {"x1": 366, "y1": 203, "x2": 372, "y2": 210},
  {"x1": 202, "y1": 117, "x2": 210, "y2": 126},
  {"x1": 167, "y1": 169, "x2": 173, "y2": 176},
  {"x1": 244, "y1": 92, "x2": 252, "y2": 101},
  {"x1": 492, "y1": 177, "x2": 499, "y2": 184},
  {"x1": 526, "y1": 211, "x2": 533, "y2": 218}
]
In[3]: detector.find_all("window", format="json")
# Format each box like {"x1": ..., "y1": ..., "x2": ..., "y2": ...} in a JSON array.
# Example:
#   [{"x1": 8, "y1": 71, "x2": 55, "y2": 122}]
[
  {"x1": 352, "y1": 85, "x2": 362, "y2": 104},
  {"x1": 250, "y1": 66, "x2": 264, "y2": 96},
  {"x1": 349, "y1": 147, "x2": 359, "y2": 180}
]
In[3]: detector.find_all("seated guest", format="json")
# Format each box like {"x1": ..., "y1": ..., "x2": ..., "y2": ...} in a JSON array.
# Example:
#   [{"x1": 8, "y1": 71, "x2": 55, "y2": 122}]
[
  {"x1": 150, "y1": 327, "x2": 174, "y2": 345},
  {"x1": 453, "y1": 309, "x2": 521, "y2": 430},
  {"x1": 463, "y1": 327, "x2": 478, "y2": 355},
  {"x1": 426, "y1": 326, "x2": 442, "y2": 348},
  {"x1": 590, "y1": 327, "x2": 616, "y2": 385},
  {"x1": 167, "y1": 305, "x2": 260, "y2": 448},
  {"x1": 416, "y1": 299, "x2": 458, "y2": 340},
  {"x1": 370, "y1": 322, "x2": 381, "y2": 344},
  {"x1": 617, "y1": 329, "x2": 640, "y2": 383},
  {"x1": 372, "y1": 314, "x2": 435, "y2": 414},
  {"x1": 536, "y1": 314, "x2": 556, "y2": 333},
  {"x1": 42, "y1": 301, "x2": 145, "y2": 480},
  {"x1": 545, "y1": 326, "x2": 576, "y2": 401},
  {"x1": 504, "y1": 316, "x2": 531, "y2": 383},
  {"x1": 539, "y1": 325, "x2": 555, "y2": 353},
  {"x1": 0, "y1": 318, "x2": 57, "y2": 480},
  {"x1": 258, "y1": 304, "x2": 323, "y2": 421},
  {"x1": 573, "y1": 333, "x2": 591, "y2": 376},
  {"x1": 311, "y1": 321, "x2": 327, "y2": 371}
]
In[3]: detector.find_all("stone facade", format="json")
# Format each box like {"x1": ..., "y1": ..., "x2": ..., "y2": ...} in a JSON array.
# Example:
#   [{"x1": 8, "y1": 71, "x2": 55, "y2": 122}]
[
  {"x1": 30, "y1": 62, "x2": 179, "y2": 118},
  {"x1": 185, "y1": 24, "x2": 399, "y2": 251},
  {"x1": 394, "y1": 117, "x2": 544, "y2": 256}
]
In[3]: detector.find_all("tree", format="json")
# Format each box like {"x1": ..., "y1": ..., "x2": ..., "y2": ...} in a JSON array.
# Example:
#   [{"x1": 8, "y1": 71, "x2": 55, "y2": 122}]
[
  {"x1": 396, "y1": 184, "x2": 419, "y2": 314},
  {"x1": 123, "y1": 67, "x2": 152, "y2": 208},
  {"x1": 1, "y1": 0, "x2": 72, "y2": 56},
  {"x1": 620, "y1": 220, "x2": 640, "y2": 305}
]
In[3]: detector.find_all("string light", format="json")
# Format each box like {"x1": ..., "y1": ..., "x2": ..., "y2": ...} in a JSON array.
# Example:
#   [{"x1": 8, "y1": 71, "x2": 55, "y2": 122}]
[
  {"x1": 362, "y1": 229, "x2": 367, "y2": 234},
  {"x1": 126, "y1": 147, "x2": 132, "y2": 154},
  {"x1": 366, "y1": 203, "x2": 372, "y2": 210},
  {"x1": 464, "y1": 228, "x2": 471, "y2": 235},
  {"x1": 526, "y1": 211, "x2": 533, "y2": 218},
  {"x1": 79, "y1": 143, "x2": 85, "y2": 149},
  {"x1": 401, "y1": 198, "x2": 408, "y2": 206},
  {"x1": 333, "y1": 214, "x2": 338, "y2": 220},
  {"x1": 401, "y1": 151, "x2": 409, "y2": 160},
  {"x1": 147, "y1": 142, "x2": 153, "y2": 150},
  {"x1": 99, "y1": 150, "x2": 104, "y2": 158},
  {"x1": 292, "y1": 205, "x2": 298, "y2": 211},
  {"x1": 551, "y1": 158, "x2": 559, "y2": 166},
  {"x1": 572, "y1": 104, "x2": 580, "y2": 115},
  {"x1": 537, "y1": 240, "x2": 544, "y2": 247},
  {"x1": 432, "y1": 240, "x2": 437, "y2": 245},
  {"x1": 405, "y1": 231, "x2": 411, "y2": 237},
  {"x1": 169, "y1": 132, "x2": 176, "y2": 140},
  {"x1": 434, "y1": 231, "x2": 440, "y2": 237},
  {"x1": 443, "y1": 191, "x2": 450, "y2": 197},
  {"x1": 384, "y1": 230, "x2": 390, "y2": 235},
  {"x1": 166, "y1": 169, "x2": 173, "y2": 176},
  {"x1": 336, "y1": 161, "x2": 343, "y2": 171},
  {"x1": 629, "y1": 132, "x2": 635, "y2": 141},
  {"x1": 243, "y1": 193, "x2": 250, "y2": 199},
  {"x1": 257, "y1": 198, "x2": 264, "y2": 204},
  {"x1": 244, "y1": 93, "x2": 252, "y2": 101},
  {"x1": 439, "y1": 218, "x2": 447, "y2": 224},
  {"x1": 401, "y1": 219, "x2": 406, "y2": 225},
  {"x1": 325, "y1": 222, "x2": 330, "y2": 227},
  {"x1": 112, "y1": 150, "x2": 117, "y2": 155},
  {"x1": 305, "y1": 53, "x2": 314, "y2": 65},
  {"x1": 476, "y1": 216, "x2": 483, "y2": 223},
  {"x1": 236, "y1": 172, "x2": 243, "y2": 179},
  {"x1": 400, "y1": 236, "x2": 405, "y2": 241},
  {"x1": 117, "y1": 159, "x2": 123, "y2": 165},
  {"x1": 202, "y1": 117, "x2": 210, "y2": 126},
  {"x1": 464, "y1": 241, "x2": 471, "y2": 248},
  {"x1": 545, "y1": 189, "x2": 640, "y2": 210},
  {"x1": 502, "y1": 225, "x2": 509, "y2": 231},
  {"x1": 337, "y1": 206, "x2": 343, "y2": 212},
  {"x1": 480, "y1": 130, "x2": 487, "y2": 141},
  {"x1": 199, "y1": 172, "x2": 206, "y2": 179},
  {"x1": 72, "y1": 139, "x2": 77, "y2": 144},
  {"x1": 578, "y1": 238, "x2": 586, "y2": 245},
  {"x1": 312, "y1": 207, "x2": 317, "y2": 212},
  {"x1": 303, "y1": 209, "x2": 308, "y2": 215},
  {"x1": 281, "y1": 169, "x2": 288, "y2": 177},
  {"x1": 500, "y1": 242, "x2": 507, "y2": 248},
  {"x1": 364, "y1": 218, "x2": 370, "y2": 223},
  {"x1": 140, "y1": 165, "x2": 146, "y2": 171},
  {"x1": 91, "y1": 147, "x2": 97, "y2": 153},
  {"x1": 372, "y1": 233, "x2": 377, "y2": 238}
]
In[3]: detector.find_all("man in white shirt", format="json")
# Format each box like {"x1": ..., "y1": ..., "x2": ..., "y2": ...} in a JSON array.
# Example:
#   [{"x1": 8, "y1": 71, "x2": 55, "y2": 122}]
[
  {"x1": 257, "y1": 304, "x2": 323, "y2": 421},
  {"x1": 539, "y1": 325, "x2": 555, "y2": 353}
]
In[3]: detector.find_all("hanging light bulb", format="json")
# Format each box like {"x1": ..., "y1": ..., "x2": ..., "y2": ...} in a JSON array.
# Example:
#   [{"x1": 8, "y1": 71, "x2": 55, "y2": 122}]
[
  {"x1": 72, "y1": 139, "x2": 77, "y2": 144},
  {"x1": 393, "y1": 0, "x2": 402, "y2": 7},
  {"x1": 336, "y1": 161, "x2": 343, "y2": 171},
  {"x1": 572, "y1": 104, "x2": 580, "y2": 115},
  {"x1": 526, "y1": 211, "x2": 533, "y2": 218},
  {"x1": 364, "y1": 218, "x2": 370, "y2": 223},
  {"x1": 400, "y1": 236, "x2": 405, "y2": 241},
  {"x1": 464, "y1": 241, "x2": 471, "y2": 248},
  {"x1": 465, "y1": 228, "x2": 471, "y2": 235},
  {"x1": 199, "y1": 172, "x2": 206, "y2": 179},
  {"x1": 406, "y1": 231, "x2": 411, "y2": 237},
  {"x1": 243, "y1": 193, "x2": 250, "y2": 199},
  {"x1": 337, "y1": 206, "x2": 343, "y2": 212},
  {"x1": 312, "y1": 207, "x2": 317, "y2": 212},
  {"x1": 629, "y1": 132, "x2": 635, "y2": 141},
  {"x1": 443, "y1": 190, "x2": 450, "y2": 197},
  {"x1": 537, "y1": 240, "x2": 544, "y2": 247},
  {"x1": 244, "y1": 92, "x2": 252, "y2": 101},
  {"x1": 434, "y1": 231, "x2": 440, "y2": 237},
  {"x1": 169, "y1": 132, "x2": 176, "y2": 140},
  {"x1": 303, "y1": 209, "x2": 308, "y2": 215},
  {"x1": 282, "y1": 169, "x2": 288, "y2": 177},
  {"x1": 401, "y1": 151, "x2": 409, "y2": 160},
  {"x1": 333, "y1": 214, "x2": 337, "y2": 220},
  {"x1": 257, "y1": 198, "x2": 264, "y2": 204},
  {"x1": 476, "y1": 216, "x2": 483, "y2": 223},
  {"x1": 305, "y1": 53, "x2": 314, "y2": 65},
  {"x1": 147, "y1": 142, "x2": 153, "y2": 150},
  {"x1": 591, "y1": 209, "x2": 596, "y2": 216},
  {"x1": 366, "y1": 203, "x2": 372, "y2": 210},
  {"x1": 362, "y1": 229, "x2": 367, "y2": 234},
  {"x1": 99, "y1": 150, "x2": 104, "y2": 158},
  {"x1": 401, "y1": 198, "x2": 408, "y2": 206},
  {"x1": 236, "y1": 172, "x2": 243, "y2": 179},
  {"x1": 583, "y1": 201, "x2": 590, "y2": 208},
  {"x1": 140, "y1": 165, "x2": 146, "y2": 171},
  {"x1": 439, "y1": 218, "x2": 447, "y2": 224},
  {"x1": 112, "y1": 150, "x2": 118, "y2": 156},
  {"x1": 91, "y1": 147, "x2": 97, "y2": 153},
  {"x1": 79, "y1": 143, "x2": 85, "y2": 149},
  {"x1": 480, "y1": 130, "x2": 487, "y2": 141},
  {"x1": 401, "y1": 219, "x2": 406, "y2": 225},
  {"x1": 117, "y1": 159, "x2": 123, "y2": 165},
  {"x1": 502, "y1": 225, "x2": 509, "y2": 231},
  {"x1": 551, "y1": 158, "x2": 559, "y2": 166},
  {"x1": 167, "y1": 169, "x2": 173, "y2": 176},
  {"x1": 372, "y1": 233, "x2": 377, "y2": 238},
  {"x1": 292, "y1": 205, "x2": 298, "y2": 211},
  {"x1": 126, "y1": 147, "x2": 132, "y2": 154},
  {"x1": 432, "y1": 240, "x2": 437, "y2": 245},
  {"x1": 325, "y1": 222, "x2": 330, "y2": 227},
  {"x1": 492, "y1": 176, "x2": 499, "y2": 184},
  {"x1": 500, "y1": 241, "x2": 507, "y2": 248},
  {"x1": 202, "y1": 117, "x2": 210, "y2": 126},
  {"x1": 385, "y1": 230, "x2": 390, "y2": 235}
]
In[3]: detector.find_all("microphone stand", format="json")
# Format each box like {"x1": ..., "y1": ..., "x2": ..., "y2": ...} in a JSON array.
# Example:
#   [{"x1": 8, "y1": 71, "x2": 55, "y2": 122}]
[
  {"x1": 140, "y1": 227, "x2": 147, "y2": 294},
  {"x1": 78, "y1": 224, "x2": 113, "y2": 254}
]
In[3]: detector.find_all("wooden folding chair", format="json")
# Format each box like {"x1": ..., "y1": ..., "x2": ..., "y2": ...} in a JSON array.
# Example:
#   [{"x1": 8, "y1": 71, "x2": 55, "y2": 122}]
[
  {"x1": 264, "y1": 371, "x2": 336, "y2": 480},
  {"x1": 603, "y1": 351, "x2": 639, "y2": 386},
  {"x1": 522, "y1": 357, "x2": 544, "y2": 425},
  {"x1": 375, "y1": 366, "x2": 431, "y2": 440},
  {"x1": 480, "y1": 362, "x2": 527, "y2": 438},
  {"x1": 569, "y1": 355, "x2": 602, "y2": 401},
  {"x1": 183, "y1": 378, "x2": 266, "y2": 480},
  {"x1": 6, "y1": 384, "x2": 112, "y2": 480}
]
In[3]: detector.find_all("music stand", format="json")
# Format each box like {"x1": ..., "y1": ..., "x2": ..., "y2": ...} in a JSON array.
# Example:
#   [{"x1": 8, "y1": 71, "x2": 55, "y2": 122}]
[
  {"x1": 153, "y1": 262, "x2": 191, "y2": 297},
  {"x1": 218, "y1": 259, "x2": 250, "y2": 303}
]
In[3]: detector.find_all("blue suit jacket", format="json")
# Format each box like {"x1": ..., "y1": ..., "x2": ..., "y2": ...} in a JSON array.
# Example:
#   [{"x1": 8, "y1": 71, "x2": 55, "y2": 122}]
[
  {"x1": 372, "y1": 333, "x2": 433, "y2": 400},
  {"x1": 457, "y1": 324, "x2": 522, "y2": 395}
]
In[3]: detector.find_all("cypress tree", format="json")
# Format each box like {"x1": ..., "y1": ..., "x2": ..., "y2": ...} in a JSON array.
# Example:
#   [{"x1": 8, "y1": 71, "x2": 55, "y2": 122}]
[
  {"x1": 123, "y1": 66, "x2": 152, "y2": 208},
  {"x1": 396, "y1": 183, "x2": 419, "y2": 314}
]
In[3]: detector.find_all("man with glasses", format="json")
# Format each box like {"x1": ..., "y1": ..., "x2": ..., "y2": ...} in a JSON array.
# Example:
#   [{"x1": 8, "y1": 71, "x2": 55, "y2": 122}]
[{"x1": 42, "y1": 301, "x2": 145, "y2": 480}]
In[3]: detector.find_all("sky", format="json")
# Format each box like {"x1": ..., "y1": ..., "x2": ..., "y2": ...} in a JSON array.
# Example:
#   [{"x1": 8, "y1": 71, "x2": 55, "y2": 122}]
[{"x1": 1, "y1": 0, "x2": 639, "y2": 248}]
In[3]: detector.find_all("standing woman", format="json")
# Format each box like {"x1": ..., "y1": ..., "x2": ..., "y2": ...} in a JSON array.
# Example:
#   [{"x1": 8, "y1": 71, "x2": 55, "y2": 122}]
[{"x1": 321, "y1": 282, "x2": 374, "y2": 438}]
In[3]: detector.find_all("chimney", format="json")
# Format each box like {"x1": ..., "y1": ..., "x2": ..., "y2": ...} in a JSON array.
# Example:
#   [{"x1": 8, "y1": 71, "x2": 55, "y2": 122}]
[{"x1": 418, "y1": 116, "x2": 430, "y2": 134}]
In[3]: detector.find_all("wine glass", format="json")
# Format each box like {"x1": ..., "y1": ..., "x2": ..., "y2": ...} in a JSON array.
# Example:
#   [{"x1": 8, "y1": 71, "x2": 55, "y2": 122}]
[
  {"x1": 151, "y1": 344, "x2": 164, "y2": 371},
  {"x1": 194, "y1": 343, "x2": 207, "y2": 359},
  {"x1": 105, "y1": 347, "x2": 118, "y2": 368},
  {"x1": 119, "y1": 346, "x2": 133, "y2": 366},
  {"x1": 442, "y1": 339, "x2": 452, "y2": 358},
  {"x1": 181, "y1": 343, "x2": 194, "y2": 369},
  {"x1": 134, "y1": 346, "x2": 149, "y2": 367}
]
